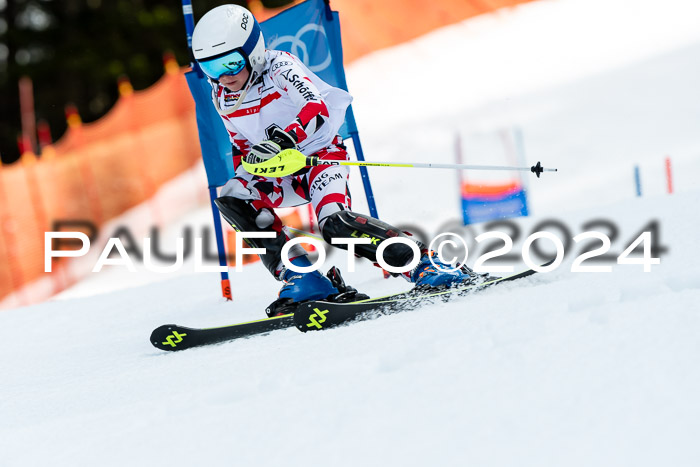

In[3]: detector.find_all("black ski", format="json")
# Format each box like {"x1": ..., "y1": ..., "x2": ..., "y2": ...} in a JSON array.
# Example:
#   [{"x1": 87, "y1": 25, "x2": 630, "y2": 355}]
[
  {"x1": 150, "y1": 314, "x2": 295, "y2": 351},
  {"x1": 293, "y1": 264, "x2": 547, "y2": 332},
  {"x1": 151, "y1": 263, "x2": 550, "y2": 351}
]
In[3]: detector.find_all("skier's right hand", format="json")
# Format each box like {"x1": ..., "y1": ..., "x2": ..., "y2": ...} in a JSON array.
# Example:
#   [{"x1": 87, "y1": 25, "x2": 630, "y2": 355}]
[{"x1": 245, "y1": 128, "x2": 297, "y2": 165}]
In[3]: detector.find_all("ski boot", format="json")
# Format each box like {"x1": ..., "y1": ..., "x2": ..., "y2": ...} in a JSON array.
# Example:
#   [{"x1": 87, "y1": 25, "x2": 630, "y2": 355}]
[
  {"x1": 266, "y1": 256, "x2": 369, "y2": 317},
  {"x1": 411, "y1": 251, "x2": 493, "y2": 289}
]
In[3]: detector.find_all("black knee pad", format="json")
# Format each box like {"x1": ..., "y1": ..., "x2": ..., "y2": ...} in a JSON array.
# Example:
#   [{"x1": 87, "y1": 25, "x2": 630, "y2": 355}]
[
  {"x1": 321, "y1": 211, "x2": 424, "y2": 269},
  {"x1": 215, "y1": 196, "x2": 301, "y2": 277}
]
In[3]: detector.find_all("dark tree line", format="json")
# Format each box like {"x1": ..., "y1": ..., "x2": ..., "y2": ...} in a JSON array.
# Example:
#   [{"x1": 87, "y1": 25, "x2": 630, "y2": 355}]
[{"x1": 0, "y1": 0, "x2": 292, "y2": 164}]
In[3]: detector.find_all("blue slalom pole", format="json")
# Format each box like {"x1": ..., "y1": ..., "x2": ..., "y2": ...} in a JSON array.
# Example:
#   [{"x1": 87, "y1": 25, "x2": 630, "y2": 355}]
[
  {"x1": 181, "y1": 0, "x2": 195, "y2": 51},
  {"x1": 182, "y1": 0, "x2": 232, "y2": 299},
  {"x1": 344, "y1": 105, "x2": 378, "y2": 218},
  {"x1": 209, "y1": 186, "x2": 232, "y2": 300},
  {"x1": 634, "y1": 165, "x2": 642, "y2": 197},
  {"x1": 348, "y1": 131, "x2": 378, "y2": 219},
  {"x1": 350, "y1": 131, "x2": 378, "y2": 218}
]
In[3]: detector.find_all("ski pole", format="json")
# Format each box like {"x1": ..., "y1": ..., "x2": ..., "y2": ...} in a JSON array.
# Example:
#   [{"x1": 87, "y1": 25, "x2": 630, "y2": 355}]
[{"x1": 241, "y1": 149, "x2": 557, "y2": 178}]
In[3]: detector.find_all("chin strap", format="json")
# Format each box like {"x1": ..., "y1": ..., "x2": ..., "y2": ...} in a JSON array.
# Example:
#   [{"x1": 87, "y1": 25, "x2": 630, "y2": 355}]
[{"x1": 211, "y1": 69, "x2": 261, "y2": 116}]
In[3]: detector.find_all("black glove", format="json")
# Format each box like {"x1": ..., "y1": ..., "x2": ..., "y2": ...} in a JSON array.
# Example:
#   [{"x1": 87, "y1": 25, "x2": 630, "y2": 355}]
[{"x1": 245, "y1": 128, "x2": 298, "y2": 165}]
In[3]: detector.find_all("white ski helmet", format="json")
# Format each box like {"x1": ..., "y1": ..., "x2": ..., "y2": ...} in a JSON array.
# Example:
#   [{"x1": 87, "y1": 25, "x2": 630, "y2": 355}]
[{"x1": 192, "y1": 5, "x2": 265, "y2": 99}]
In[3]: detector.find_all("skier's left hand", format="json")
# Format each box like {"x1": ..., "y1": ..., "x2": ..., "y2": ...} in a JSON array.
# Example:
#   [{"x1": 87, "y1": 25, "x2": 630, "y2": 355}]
[{"x1": 246, "y1": 128, "x2": 297, "y2": 165}]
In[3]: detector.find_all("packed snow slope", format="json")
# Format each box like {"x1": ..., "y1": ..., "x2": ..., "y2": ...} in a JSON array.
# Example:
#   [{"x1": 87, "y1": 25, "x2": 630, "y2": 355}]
[
  {"x1": 3, "y1": 0, "x2": 700, "y2": 466},
  {"x1": 2, "y1": 193, "x2": 700, "y2": 467}
]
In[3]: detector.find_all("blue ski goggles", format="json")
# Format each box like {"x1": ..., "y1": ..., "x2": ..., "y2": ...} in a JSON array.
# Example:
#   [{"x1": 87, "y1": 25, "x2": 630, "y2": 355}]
[{"x1": 198, "y1": 50, "x2": 247, "y2": 80}]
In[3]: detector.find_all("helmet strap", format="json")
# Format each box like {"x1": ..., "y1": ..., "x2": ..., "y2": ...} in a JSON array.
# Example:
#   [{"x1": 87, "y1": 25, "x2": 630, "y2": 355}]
[
  {"x1": 214, "y1": 86, "x2": 248, "y2": 116},
  {"x1": 212, "y1": 69, "x2": 259, "y2": 116}
]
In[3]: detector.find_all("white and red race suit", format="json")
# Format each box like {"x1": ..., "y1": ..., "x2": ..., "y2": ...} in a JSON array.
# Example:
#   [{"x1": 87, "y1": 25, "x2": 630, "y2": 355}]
[{"x1": 210, "y1": 50, "x2": 354, "y2": 234}]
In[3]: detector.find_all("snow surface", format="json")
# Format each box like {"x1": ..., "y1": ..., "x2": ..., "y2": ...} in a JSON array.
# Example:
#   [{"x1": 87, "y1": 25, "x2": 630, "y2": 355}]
[{"x1": 2, "y1": 0, "x2": 700, "y2": 465}]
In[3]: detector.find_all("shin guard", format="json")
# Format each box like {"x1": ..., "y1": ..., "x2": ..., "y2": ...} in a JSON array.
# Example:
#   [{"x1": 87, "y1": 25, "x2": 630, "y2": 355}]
[
  {"x1": 321, "y1": 211, "x2": 426, "y2": 273},
  {"x1": 214, "y1": 196, "x2": 305, "y2": 277}
]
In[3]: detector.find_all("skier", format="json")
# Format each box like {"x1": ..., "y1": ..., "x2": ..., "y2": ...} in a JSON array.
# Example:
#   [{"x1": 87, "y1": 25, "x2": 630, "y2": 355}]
[{"x1": 191, "y1": 4, "x2": 478, "y2": 316}]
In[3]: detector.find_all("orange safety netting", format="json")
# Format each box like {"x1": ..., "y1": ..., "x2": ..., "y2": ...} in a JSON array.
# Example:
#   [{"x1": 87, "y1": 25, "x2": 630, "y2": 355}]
[
  {"x1": 0, "y1": 68, "x2": 201, "y2": 307},
  {"x1": 0, "y1": 0, "x2": 534, "y2": 308}
]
